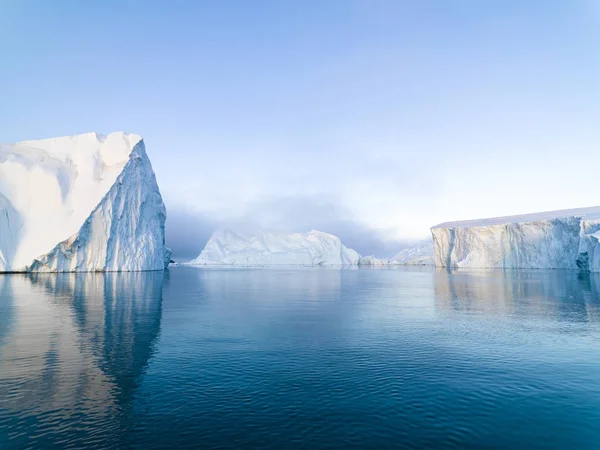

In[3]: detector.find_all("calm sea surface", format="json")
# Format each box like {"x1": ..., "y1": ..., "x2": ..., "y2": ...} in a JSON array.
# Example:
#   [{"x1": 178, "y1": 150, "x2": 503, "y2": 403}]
[{"x1": 1, "y1": 267, "x2": 600, "y2": 449}]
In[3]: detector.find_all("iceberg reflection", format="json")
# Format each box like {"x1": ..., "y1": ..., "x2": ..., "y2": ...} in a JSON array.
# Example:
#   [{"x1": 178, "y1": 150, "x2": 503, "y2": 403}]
[
  {"x1": 434, "y1": 269, "x2": 600, "y2": 322},
  {"x1": 0, "y1": 271, "x2": 164, "y2": 447}
]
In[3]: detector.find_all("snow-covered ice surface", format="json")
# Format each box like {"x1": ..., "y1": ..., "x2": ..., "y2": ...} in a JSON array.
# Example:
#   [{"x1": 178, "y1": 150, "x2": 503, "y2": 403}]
[
  {"x1": 359, "y1": 241, "x2": 434, "y2": 266},
  {"x1": 432, "y1": 206, "x2": 600, "y2": 271},
  {"x1": 188, "y1": 228, "x2": 361, "y2": 266},
  {"x1": 434, "y1": 206, "x2": 600, "y2": 229},
  {"x1": 0, "y1": 132, "x2": 170, "y2": 272}
]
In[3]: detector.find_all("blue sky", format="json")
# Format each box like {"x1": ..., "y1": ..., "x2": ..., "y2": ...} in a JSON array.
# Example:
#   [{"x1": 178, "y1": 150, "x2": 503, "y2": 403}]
[{"x1": 2, "y1": 1, "x2": 600, "y2": 256}]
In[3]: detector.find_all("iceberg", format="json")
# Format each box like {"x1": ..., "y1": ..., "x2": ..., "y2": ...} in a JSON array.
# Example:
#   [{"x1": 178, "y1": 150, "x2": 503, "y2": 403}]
[
  {"x1": 359, "y1": 241, "x2": 434, "y2": 266},
  {"x1": 357, "y1": 255, "x2": 391, "y2": 266},
  {"x1": 431, "y1": 206, "x2": 600, "y2": 271},
  {"x1": 0, "y1": 132, "x2": 170, "y2": 272},
  {"x1": 390, "y1": 241, "x2": 434, "y2": 265},
  {"x1": 188, "y1": 228, "x2": 361, "y2": 266}
]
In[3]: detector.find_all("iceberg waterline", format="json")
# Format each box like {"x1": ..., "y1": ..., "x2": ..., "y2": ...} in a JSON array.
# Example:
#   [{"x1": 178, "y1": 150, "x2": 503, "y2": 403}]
[
  {"x1": 0, "y1": 132, "x2": 170, "y2": 272},
  {"x1": 7, "y1": 133, "x2": 595, "y2": 273},
  {"x1": 431, "y1": 206, "x2": 600, "y2": 272},
  {"x1": 186, "y1": 228, "x2": 434, "y2": 267}
]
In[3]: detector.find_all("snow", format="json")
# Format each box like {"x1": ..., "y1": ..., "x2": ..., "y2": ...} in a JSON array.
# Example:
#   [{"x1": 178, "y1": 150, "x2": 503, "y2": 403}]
[
  {"x1": 433, "y1": 206, "x2": 600, "y2": 229},
  {"x1": 0, "y1": 132, "x2": 169, "y2": 272},
  {"x1": 188, "y1": 228, "x2": 361, "y2": 266},
  {"x1": 432, "y1": 206, "x2": 600, "y2": 271}
]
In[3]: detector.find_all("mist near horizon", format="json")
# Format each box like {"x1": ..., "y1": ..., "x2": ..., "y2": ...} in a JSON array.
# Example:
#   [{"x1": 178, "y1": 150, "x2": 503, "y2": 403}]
[{"x1": 165, "y1": 202, "x2": 425, "y2": 260}]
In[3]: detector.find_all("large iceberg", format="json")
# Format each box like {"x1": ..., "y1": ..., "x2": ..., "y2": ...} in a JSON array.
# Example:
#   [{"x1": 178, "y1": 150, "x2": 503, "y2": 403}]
[
  {"x1": 188, "y1": 228, "x2": 361, "y2": 266},
  {"x1": 431, "y1": 206, "x2": 600, "y2": 271},
  {"x1": 0, "y1": 132, "x2": 170, "y2": 272}
]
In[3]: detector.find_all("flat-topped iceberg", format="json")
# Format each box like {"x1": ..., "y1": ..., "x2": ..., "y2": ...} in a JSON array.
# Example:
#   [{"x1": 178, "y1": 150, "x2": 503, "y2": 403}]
[
  {"x1": 0, "y1": 132, "x2": 170, "y2": 272},
  {"x1": 431, "y1": 206, "x2": 600, "y2": 271},
  {"x1": 188, "y1": 228, "x2": 360, "y2": 266}
]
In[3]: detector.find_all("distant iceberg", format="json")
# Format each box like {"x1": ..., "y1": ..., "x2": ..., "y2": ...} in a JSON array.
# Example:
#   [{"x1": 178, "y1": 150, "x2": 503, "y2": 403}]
[
  {"x1": 357, "y1": 255, "x2": 390, "y2": 267},
  {"x1": 390, "y1": 241, "x2": 434, "y2": 265},
  {"x1": 188, "y1": 228, "x2": 360, "y2": 266},
  {"x1": 359, "y1": 241, "x2": 434, "y2": 266},
  {"x1": 431, "y1": 206, "x2": 600, "y2": 271},
  {"x1": 0, "y1": 132, "x2": 170, "y2": 272}
]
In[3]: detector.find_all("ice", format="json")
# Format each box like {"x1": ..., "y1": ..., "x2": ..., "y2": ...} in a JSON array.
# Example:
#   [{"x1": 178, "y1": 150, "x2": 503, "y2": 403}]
[
  {"x1": 0, "y1": 132, "x2": 170, "y2": 272},
  {"x1": 359, "y1": 241, "x2": 434, "y2": 266},
  {"x1": 390, "y1": 241, "x2": 434, "y2": 265},
  {"x1": 432, "y1": 206, "x2": 600, "y2": 271},
  {"x1": 188, "y1": 228, "x2": 361, "y2": 266},
  {"x1": 434, "y1": 206, "x2": 600, "y2": 229}
]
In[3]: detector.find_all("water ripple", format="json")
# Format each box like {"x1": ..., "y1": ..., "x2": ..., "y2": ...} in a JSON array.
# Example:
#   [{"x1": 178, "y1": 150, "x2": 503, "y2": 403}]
[{"x1": 2, "y1": 269, "x2": 600, "y2": 448}]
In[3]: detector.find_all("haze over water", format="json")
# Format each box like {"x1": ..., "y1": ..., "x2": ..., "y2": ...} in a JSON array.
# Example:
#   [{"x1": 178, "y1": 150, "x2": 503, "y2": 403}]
[{"x1": 2, "y1": 267, "x2": 600, "y2": 449}]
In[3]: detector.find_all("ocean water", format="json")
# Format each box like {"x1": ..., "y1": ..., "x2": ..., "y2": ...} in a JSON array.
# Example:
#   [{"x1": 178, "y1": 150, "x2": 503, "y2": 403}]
[{"x1": 2, "y1": 267, "x2": 600, "y2": 449}]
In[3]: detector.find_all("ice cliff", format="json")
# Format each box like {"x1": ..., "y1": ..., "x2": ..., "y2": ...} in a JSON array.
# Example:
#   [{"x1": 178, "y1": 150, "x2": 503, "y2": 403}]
[
  {"x1": 188, "y1": 228, "x2": 361, "y2": 266},
  {"x1": 431, "y1": 206, "x2": 600, "y2": 271},
  {"x1": 0, "y1": 132, "x2": 170, "y2": 272}
]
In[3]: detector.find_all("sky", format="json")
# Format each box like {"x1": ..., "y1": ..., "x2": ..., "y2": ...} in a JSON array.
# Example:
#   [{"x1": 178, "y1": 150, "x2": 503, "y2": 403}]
[{"x1": 1, "y1": 0, "x2": 600, "y2": 257}]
